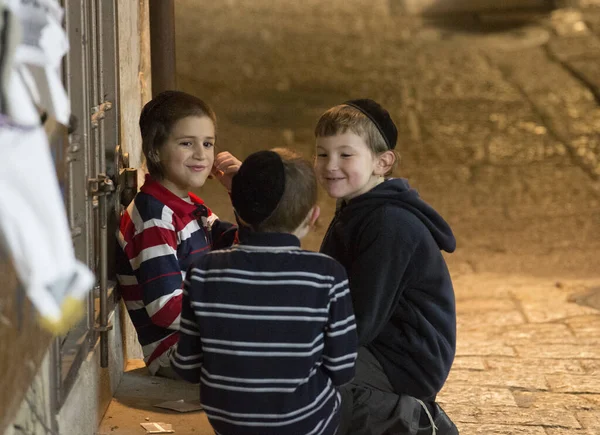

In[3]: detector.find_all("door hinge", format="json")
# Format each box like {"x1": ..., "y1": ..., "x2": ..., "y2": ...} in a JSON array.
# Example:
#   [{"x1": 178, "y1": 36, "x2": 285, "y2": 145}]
[{"x1": 88, "y1": 174, "x2": 115, "y2": 196}]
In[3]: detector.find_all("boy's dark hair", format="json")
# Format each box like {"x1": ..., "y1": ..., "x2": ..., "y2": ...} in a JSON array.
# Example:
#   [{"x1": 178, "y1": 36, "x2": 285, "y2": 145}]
[
  {"x1": 231, "y1": 148, "x2": 317, "y2": 233},
  {"x1": 139, "y1": 90, "x2": 217, "y2": 179}
]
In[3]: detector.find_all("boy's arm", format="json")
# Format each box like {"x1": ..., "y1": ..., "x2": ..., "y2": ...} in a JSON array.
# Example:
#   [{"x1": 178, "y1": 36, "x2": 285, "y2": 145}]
[
  {"x1": 210, "y1": 219, "x2": 237, "y2": 250},
  {"x1": 170, "y1": 269, "x2": 203, "y2": 383},
  {"x1": 128, "y1": 216, "x2": 184, "y2": 331},
  {"x1": 349, "y1": 211, "x2": 416, "y2": 346},
  {"x1": 206, "y1": 209, "x2": 238, "y2": 250},
  {"x1": 322, "y1": 264, "x2": 358, "y2": 386}
]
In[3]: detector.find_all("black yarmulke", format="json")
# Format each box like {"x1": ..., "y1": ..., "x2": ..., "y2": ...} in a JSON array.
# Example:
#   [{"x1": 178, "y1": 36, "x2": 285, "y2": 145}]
[
  {"x1": 344, "y1": 99, "x2": 398, "y2": 150},
  {"x1": 231, "y1": 150, "x2": 286, "y2": 227}
]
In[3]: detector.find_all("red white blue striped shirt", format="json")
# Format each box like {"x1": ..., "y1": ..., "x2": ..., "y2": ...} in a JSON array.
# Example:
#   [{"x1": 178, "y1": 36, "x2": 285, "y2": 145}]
[{"x1": 116, "y1": 175, "x2": 236, "y2": 374}]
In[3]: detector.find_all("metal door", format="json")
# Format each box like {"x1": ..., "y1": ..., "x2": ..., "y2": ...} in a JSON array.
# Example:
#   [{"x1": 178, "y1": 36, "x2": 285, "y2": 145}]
[{"x1": 51, "y1": 0, "x2": 121, "y2": 409}]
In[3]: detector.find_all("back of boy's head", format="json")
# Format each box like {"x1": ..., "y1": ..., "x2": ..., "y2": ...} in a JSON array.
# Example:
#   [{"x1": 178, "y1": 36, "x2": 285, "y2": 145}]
[
  {"x1": 314, "y1": 99, "x2": 400, "y2": 175},
  {"x1": 139, "y1": 90, "x2": 217, "y2": 179},
  {"x1": 231, "y1": 148, "x2": 317, "y2": 233}
]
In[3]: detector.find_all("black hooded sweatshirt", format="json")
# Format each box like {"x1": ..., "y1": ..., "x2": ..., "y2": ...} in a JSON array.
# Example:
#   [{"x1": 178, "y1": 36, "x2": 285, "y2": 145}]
[{"x1": 320, "y1": 178, "x2": 456, "y2": 400}]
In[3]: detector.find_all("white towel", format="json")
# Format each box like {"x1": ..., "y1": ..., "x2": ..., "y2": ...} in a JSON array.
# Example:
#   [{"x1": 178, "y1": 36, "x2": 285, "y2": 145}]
[
  {"x1": 0, "y1": 0, "x2": 94, "y2": 334},
  {"x1": 0, "y1": 122, "x2": 95, "y2": 333}
]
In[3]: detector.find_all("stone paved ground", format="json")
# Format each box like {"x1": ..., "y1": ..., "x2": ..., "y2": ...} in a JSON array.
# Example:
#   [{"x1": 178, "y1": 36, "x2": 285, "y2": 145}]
[
  {"x1": 438, "y1": 273, "x2": 600, "y2": 434},
  {"x1": 122, "y1": 2, "x2": 600, "y2": 434}
]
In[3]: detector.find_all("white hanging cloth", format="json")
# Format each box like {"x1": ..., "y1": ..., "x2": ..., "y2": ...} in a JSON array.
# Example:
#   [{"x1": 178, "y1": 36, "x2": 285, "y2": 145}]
[
  {"x1": 3, "y1": 0, "x2": 70, "y2": 125},
  {"x1": 0, "y1": 0, "x2": 94, "y2": 335}
]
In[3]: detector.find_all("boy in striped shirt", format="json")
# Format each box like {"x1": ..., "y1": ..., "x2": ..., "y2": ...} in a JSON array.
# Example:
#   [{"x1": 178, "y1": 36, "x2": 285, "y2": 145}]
[
  {"x1": 116, "y1": 91, "x2": 240, "y2": 377},
  {"x1": 171, "y1": 149, "x2": 358, "y2": 435}
]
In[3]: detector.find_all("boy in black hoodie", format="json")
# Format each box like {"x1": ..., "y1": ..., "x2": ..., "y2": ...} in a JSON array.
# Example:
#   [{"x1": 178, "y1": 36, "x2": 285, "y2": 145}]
[{"x1": 314, "y1": 99, "x2": 459, "y2": 435}]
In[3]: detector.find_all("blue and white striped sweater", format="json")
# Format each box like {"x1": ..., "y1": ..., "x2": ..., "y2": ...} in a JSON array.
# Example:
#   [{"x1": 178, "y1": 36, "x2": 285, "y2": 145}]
[{"x1": 171, "y1": 232, "x2": 357, "y2": 435}]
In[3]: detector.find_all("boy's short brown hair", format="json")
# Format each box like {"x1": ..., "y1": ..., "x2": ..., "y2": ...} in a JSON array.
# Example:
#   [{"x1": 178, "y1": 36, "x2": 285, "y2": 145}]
[
  {"x1": 231, "y1": 148, "x2": 317, "y2": 234},
  {"x1": 314, "y1": 104, "x2": 400, "y2": 175},
  {"x1": 139, "y1": 90, "x2": 217, "y2": 179}
]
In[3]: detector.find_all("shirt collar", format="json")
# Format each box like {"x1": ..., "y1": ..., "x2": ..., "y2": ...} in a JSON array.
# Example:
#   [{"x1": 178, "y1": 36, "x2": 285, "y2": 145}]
[
  {"x1": 141, "y1": 174, "x2": 204, "y2": 216},
  {"x1": 239, "y1": 229, "x2": 301, "y2": 249}
]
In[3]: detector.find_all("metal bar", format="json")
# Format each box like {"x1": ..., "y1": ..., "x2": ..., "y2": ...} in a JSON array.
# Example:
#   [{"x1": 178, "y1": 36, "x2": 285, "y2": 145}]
[
  {"x1": 96, "y1": 0, "x2": 105, "y2": 173},
  {"x1": 95, "y1": 0, "x2": 121, "y2": 368},
  {"x1": 96, "y1": 0, "x2": 108, "y2": 368},
  {"x1": 49, "y1": 339, "x2": 61, "y2": 413},
  {"x1": 81, "y1": 0, "x2": 93, "y2": 272},
  {"x1": 149, "y1": 0, "x2": 176, "y2": 96},
  {"x1": 67, "y1": 142, "x2": 76, "y2": 230},
  {"x1": 89, "y1": 0, "x2": 100, "y2": 176},
  {"x1": 63, "y1": 0, "x2": 89, "y2": 259},
  {"x1": 101, "y1": 0, "x2": 121, "y2": 287},
  {"x1": 98, "y1": 189, "x2": 109, "y2": 367},
  {"x1": 87, "y1": 0, "x2": 102, "y2": 359},
  {"x1": 103, "y1": 0, "x2": 120, "y2": 179}
]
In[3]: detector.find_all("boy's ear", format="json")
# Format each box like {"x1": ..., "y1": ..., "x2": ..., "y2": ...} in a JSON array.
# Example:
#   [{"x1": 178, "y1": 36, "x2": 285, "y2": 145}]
[
  {"x1": 374, "y1": 150, "x2": 396, "y2": 176},
  {"x1": 308, "y1": 205, "x2": 320, "y2": 227}
]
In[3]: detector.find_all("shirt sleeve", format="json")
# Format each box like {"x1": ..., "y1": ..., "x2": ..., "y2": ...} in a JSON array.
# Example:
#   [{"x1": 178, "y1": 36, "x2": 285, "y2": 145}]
[
  {"x1": 348, "y1": 210, "x2": 417, "y2": 346},
  {"x1": 206, "y1": 208, "x2": 238, "y2": 250},
  {"x1": 211, "y1": 219, "x2": 238, "y2": 250},
  {"x1": 170, "y1": 267, "x2": 203, "y2": 383},
  {"x1": 322, "y1": 262, "x2": 358, "y2": 386},
  {"x1": 129, "y1": 215, "x2": 184, "y2": 331}
]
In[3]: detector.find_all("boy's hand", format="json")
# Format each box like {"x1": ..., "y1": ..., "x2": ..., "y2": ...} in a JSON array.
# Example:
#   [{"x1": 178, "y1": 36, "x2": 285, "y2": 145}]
[{"x1": 213, "y1": 152, "x2": 241, "y2": 191}]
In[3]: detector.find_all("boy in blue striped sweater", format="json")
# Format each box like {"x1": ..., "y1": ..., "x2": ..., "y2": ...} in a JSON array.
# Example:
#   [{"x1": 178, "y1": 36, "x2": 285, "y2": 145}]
[{"x1": 171, "y1": 149, "x2": 358, "y2": 435}]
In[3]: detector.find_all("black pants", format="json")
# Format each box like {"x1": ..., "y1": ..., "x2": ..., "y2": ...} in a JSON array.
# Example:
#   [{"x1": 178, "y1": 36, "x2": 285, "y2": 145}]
[{"x1": 337, "y1": 348, "x2": 425, "y2": 435}]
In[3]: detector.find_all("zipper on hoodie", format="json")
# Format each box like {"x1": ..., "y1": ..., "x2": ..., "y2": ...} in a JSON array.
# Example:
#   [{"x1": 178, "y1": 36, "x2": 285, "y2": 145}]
[{"x1": 321, "y1": 205, "x2": 343, "y2": 251}]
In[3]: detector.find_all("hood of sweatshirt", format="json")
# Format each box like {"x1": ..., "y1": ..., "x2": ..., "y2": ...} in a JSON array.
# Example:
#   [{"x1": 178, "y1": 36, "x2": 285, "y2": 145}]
[{"x1": 338, "y1": 178, "x2": 456, "y2": 253}]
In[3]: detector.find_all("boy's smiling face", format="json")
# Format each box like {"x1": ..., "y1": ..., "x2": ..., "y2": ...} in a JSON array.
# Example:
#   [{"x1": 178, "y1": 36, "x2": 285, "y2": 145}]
[
  {"x1": 315, "y1": 132, "x2": 383, "y2": 201},
  {"x1": 159, "y1": 115, "x2": 215, "y2": 197}
]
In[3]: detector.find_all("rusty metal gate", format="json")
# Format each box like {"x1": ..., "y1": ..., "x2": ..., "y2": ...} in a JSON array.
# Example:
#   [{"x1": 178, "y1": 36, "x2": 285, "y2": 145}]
[{"x1": 49, "y1": 0, "x2": 121, "y2": 409}]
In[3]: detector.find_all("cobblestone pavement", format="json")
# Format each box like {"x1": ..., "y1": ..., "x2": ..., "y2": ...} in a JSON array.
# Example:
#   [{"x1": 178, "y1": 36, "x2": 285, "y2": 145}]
[
  {"x1": 439, "y1": 273, "x2": 600, "y2": 434},
  {"x1": 173, "y1": 2, "x2": 600, "y2": 433}
]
